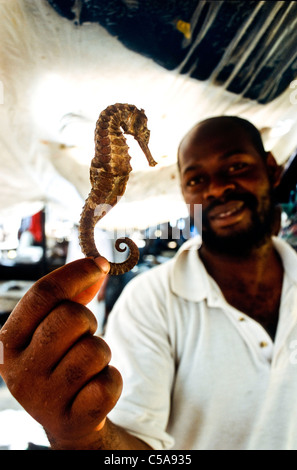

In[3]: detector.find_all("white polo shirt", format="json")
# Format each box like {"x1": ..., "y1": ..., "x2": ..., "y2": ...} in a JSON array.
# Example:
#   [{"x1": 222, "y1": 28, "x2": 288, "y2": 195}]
[{"x1": 104, "y1": 236, "x2": 297, "y2": 450}]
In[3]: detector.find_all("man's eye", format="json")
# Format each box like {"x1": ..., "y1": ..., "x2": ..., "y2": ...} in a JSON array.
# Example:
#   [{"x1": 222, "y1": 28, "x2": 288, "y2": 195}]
[
  {"x1": 186, "y1": 176, "x2": 205, "y2": 187},
  {"x1": 228, "y1": 162, "x2": 248, "y2": 173}
]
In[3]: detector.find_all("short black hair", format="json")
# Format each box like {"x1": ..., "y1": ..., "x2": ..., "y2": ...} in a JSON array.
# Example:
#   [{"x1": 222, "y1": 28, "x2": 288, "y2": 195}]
[
  {"x1": 216, "y1": 116, "x2": 267, "y2": 159},
  {"x1": 178, "y1": 116, "x2": 267, "y2": 168}
]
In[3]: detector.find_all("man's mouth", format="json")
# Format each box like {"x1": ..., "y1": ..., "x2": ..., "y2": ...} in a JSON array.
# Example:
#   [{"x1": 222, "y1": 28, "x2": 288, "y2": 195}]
[{"x1": 207, "y1": 200, "x2": 247, "y2": 227}]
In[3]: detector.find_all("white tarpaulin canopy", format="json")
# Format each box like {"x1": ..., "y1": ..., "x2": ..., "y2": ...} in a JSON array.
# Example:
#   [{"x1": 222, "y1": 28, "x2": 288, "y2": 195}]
[{"x1": 0, "y1": 0, "x2": 297, "y2": 231}]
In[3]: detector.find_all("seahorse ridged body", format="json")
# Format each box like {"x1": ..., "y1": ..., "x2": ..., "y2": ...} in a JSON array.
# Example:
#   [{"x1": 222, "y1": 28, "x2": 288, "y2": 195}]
[{"x1": 79, "y1": 103, "x2": 157, "y2": 275}]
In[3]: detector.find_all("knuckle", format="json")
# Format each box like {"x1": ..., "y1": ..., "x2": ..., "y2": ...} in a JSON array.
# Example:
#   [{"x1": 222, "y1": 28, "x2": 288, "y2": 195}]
[
  {"x1": 51, "y1": 301, "x2": 97, "y2": 334},
  {"x1": 58, "y1": 336, "x2": 112, "y2": 388},
  {"x1": 99, "y1": 365, "x2": 122, "y2": 399},
  {"x1": 76, "y1": 335, "x2": 111, "y2": 368},
  {"x1": 33, "y1": 276, "x2": 66, "y2": 304},
  {"x1": 105, "y1": 365, "x2": 123, "y2": 400},
  {"x1": 97, "y1": 366, "x2": 123, "y2": 412},
  {"x1": 21, "y1": 277, "x2": 66, "y2": 322}
]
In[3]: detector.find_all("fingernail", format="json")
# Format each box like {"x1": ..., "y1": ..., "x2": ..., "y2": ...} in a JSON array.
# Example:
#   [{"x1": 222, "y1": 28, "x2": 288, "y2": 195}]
[{"x1": 94, "y1": 256, "x2": 110, "y2": 274}]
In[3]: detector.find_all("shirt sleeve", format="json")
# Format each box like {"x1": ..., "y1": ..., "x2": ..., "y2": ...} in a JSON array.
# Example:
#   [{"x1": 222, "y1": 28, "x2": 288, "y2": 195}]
[{"x1": 103, "y1": 268, "x2": 175, "y2": 450}]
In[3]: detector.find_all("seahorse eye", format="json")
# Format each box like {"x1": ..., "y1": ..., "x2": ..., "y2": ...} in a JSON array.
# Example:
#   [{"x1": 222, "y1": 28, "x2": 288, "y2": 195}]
[{"x1": 133, "y1": 114, "x2": 146, "y2": 132}]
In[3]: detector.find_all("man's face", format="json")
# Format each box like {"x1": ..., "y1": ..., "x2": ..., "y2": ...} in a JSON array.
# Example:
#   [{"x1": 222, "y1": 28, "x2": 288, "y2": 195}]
[{"x1": 179, "y1": 120, "x2": 279, "y2": 256}]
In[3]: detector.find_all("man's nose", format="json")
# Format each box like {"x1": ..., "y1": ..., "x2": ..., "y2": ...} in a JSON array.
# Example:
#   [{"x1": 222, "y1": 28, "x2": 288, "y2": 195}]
[{"x1": 203, "y1": 178, "x2": 236, "y2": 201}]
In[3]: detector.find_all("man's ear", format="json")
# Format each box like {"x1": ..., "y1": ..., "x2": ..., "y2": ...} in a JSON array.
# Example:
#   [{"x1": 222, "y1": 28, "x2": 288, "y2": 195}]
[{"x1": 266, "y1": 152, "x2": 282, "y2": 188}]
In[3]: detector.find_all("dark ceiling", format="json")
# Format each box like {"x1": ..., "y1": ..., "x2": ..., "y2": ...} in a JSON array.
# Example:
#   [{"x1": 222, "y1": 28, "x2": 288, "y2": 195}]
[{"x1": 47, "y1": 0, "x2": 297, "y2": 105}]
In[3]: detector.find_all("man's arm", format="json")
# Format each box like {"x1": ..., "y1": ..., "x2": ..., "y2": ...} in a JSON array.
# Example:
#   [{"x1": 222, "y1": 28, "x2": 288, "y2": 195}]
[{"x1": 0, "y1": 257, "x2": 152, "y2": 450}]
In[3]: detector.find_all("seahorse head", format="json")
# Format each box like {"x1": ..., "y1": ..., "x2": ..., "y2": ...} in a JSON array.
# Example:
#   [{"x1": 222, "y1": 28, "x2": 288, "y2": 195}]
[
  {"x1": 125, "y1": 108, "x2": 157, "y2": 167},
  {"x1": 124, "y1": 108, "x2": 150, "y2": 143}
]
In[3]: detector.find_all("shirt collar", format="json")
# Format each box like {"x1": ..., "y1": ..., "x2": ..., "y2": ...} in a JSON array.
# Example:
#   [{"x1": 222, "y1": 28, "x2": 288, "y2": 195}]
[
  {"x1": 169, "y1": 236, "x2": 210, "y2": 302},
  {"x1": 170, "y1": 236, "x2": 297, "y2": 302}
]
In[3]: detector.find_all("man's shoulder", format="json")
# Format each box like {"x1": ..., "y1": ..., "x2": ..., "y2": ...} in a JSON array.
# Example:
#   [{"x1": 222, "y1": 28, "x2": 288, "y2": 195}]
[
  {"x1": 129, "y1": 237, "x2": 201, "y2": 282},
  {"x1": 121, "y1": 236, "x2": 204, "y2": 301},
  {"x1": 124, "y1": 257, "x2": 175, "y2": 293},
  {"x1": 273, "y1": 236, "x2": 297, "y2": 284}
]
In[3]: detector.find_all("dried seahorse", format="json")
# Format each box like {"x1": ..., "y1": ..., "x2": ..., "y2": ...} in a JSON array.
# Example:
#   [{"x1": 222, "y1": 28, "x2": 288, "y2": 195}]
[{"x1": 79, "y1": 103, "x2": 157, "y2": 275}]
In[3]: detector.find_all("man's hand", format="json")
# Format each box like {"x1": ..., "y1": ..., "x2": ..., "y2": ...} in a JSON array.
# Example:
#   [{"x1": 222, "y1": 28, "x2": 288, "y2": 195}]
[{"x1": 0, "y1": 257, "x2": 123, "y2": 448}]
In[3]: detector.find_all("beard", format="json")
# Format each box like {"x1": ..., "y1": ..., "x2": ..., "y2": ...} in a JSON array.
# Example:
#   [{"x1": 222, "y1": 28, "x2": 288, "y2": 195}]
[{"x1": 194, "y1": 189, "x2": 277, "y2": 257}]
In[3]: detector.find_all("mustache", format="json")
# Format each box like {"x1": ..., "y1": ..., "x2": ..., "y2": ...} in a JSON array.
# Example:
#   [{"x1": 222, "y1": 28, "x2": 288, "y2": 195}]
[{"x1": 202, "y1": 191, "x2": 258, "y2": 219}]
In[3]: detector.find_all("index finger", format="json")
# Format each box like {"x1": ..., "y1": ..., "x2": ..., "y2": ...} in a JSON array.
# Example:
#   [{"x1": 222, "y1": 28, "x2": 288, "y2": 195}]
[{"x1": 0, "y1": 256, "x2": 109, "y2": 350}]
